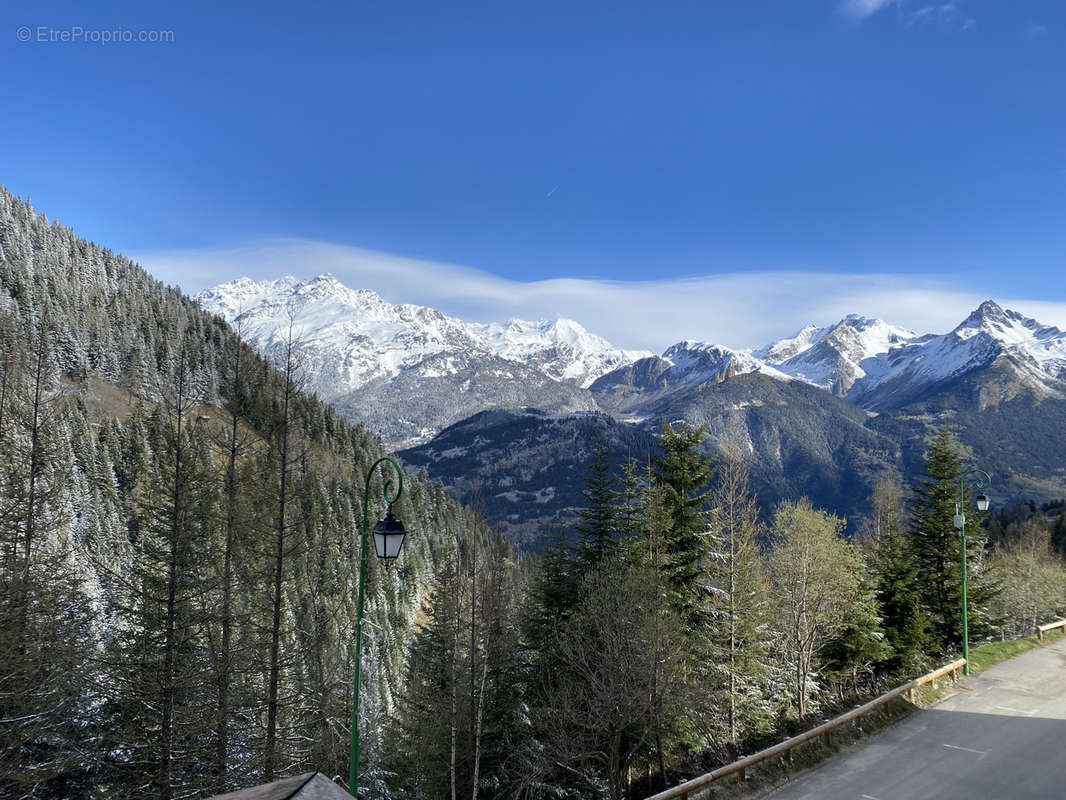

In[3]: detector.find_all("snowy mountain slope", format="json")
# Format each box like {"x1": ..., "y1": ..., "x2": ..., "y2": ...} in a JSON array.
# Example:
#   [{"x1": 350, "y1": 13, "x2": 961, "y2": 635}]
[
  {"x1": 198, "y1": 275, "x2": 1066, "y2": 445},
  {"x1": 467, "y1": 317, "x2": 649, "y2": 387},
  {"x1": 331, "y1": 350, "x2": 599, "y2": 446},
  {"x1": 752, "y1": 322, "x2": 833, "y2": 362},
  {"x1": 590, "y1": 341, "x2": 793, "y2": 415},
  {"x1": 196, "y1": 274, "x2": 647, "y2": 445},
  {"x1": 757, "y1": 314, "x2": 917, "y2": 395},
  {"x1": 846, "y1": 301, "x2": 1066, "y2": 411},
  {"x1": 196, "y1": 275, "x2": 649, "y2": 397},
  {"x1": 197, "y1": 275, "x2": 482, "y2": 400},
  {"x1": 590, "y1": 301, "x2": 1066, "y2": 419}
]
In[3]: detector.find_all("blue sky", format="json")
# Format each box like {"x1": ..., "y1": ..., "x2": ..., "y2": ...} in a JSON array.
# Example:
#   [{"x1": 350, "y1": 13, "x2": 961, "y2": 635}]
[{"x1": 3, "y1": 0, "x2": 1064, "y2": 349}]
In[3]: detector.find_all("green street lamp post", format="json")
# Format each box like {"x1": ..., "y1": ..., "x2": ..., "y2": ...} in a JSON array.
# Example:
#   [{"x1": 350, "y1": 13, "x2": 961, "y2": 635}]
[
  {"x1": 350, "y1": 457, "x2": 408, "y2": 797},
  {"x1": 953, "y1": 468, "x2": 991, "y2": 676}
]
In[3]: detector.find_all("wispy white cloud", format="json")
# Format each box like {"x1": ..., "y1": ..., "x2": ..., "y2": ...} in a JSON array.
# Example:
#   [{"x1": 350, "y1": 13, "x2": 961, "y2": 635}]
[
  {"x1": 134, "y1": 238, "x2": 1066, "y2": 354},
  {"x1": 838, "y1": 0, "x2": 898, "y2": 22},
  {"x1": 840, "y1": 0, "x2": 975, "y2": 30},
  {"x1": 908, "y1": 3, "x2": 976, "y2": 31}
]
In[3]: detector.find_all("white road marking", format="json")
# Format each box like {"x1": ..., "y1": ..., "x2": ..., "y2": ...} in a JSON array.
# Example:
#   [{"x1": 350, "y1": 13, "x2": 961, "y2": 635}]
[
  {"x1": 994, "y1": 704, "x2": 1037, "y2": 716},
  {"x1": 860, "y1": 794, "x2": 883, "y2": 799},
  {"x1": 942, "y1": 743, "x2": 988, "y2": 758}
]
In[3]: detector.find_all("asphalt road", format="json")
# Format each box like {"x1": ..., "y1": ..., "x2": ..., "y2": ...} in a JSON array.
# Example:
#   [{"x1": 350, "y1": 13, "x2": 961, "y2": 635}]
[{"x1": 761, "y1": 638, "x2": 1066, "y2": 800}]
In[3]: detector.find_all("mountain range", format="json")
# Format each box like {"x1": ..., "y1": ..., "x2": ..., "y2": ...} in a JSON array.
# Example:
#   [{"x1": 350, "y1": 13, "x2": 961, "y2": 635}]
[
  {"x1": 198, "y1": 276, "x2": 1066, "y2": 542},
  {"x1": 197, "y1": 275, "x2": 649, "y2": 444}
]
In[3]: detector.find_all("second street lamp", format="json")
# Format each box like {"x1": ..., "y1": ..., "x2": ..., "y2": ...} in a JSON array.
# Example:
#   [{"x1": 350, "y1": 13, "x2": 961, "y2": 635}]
[
  {"x1": 953, "y1": 468, "x2": 992, "y2": 676},
  {"x1": 350, "y1": 456, "x2": 409, "y2": 797}
]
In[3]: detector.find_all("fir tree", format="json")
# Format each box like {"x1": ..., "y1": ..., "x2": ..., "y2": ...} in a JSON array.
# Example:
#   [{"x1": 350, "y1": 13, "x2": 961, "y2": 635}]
[
  {"x1": 574, "y1": 439, "x2": 619, "y2": 571},
  {"x1": 908, "y1": 428, "x2": 999, "y2": 653},
  {"x1": 624, "y1": 467, "x2": 681, "y2": 792},
  {"x1": 651, "y1": 420, "x2": 714, "y2": 628},
  {"x1": 0, "y1": 323, "x2": 95, "y2": 798},
  {"x1": 867, "y1": 477, "x2": 929, "y2": 675},
  {"x1": 821, "y1": 567, "x2": 890, "y2": 696},
  {"x1": 101, "y1": 346, "x2": 217, "y2": 799}
]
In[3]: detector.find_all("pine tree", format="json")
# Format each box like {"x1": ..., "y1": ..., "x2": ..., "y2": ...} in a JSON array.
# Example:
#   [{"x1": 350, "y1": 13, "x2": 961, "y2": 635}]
[
  {"x1": 614, "y1": 455, "x2": 643, "y2": 542},
  {"x1": 390, "y1": 547, "x2": 463, "y2": 799},
  {"x1": 390, "y1": 520, "x2": 526, "y2": 800},
  {"x1": 102, "y1": 344, "x2": 216, "y2": 799},
  {"x1": 0, "y1": 322, "x2": 95, "y2": 797},
  {"x1": 522, "y1": 527, "x2": 579, "y2": 674},
  {"x1": 574, "y1": 439, "x2": 619, "y2": 571},
  {"x1": 867, "y1": 476, "x2": 929, "y2": 675},
  {"x1": 908, "y1": 428, "x2": 999, "y2": 653},
  {"x1": 1052, "y1": 513, "x2": 1066, "y2": 557},
  {"x1": 651, "y1": 420, "x2": 714, "y2": 628},
  {"x1": 624, "y1": 467, "x2": 680, "y2": 792},
  {"x1": 822, "y1": 567, "x2": 890, "y2": 696}
]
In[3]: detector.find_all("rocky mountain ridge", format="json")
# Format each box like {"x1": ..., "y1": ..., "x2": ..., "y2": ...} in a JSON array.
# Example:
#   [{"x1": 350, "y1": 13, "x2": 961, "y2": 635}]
[
  {"x1": 200, "y1": 276, "x2": 1066, "y2": 437},
  {"x1": 198, "y1": 274, "x2": 1066, "y2": 546}
]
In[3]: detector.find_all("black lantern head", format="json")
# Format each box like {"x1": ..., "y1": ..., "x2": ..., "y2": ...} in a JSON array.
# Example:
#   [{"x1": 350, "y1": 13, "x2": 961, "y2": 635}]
[{"x1": 373, "y1": 505, "x2": 408, "y2": 561}]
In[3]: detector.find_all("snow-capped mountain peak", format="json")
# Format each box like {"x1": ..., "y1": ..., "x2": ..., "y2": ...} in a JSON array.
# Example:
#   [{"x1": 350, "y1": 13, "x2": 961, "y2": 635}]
[
  {"x1": 196, "y1": 275, "x2": 649, "y2": 398},
  {"x1": 753, "y1": 314, "x2": 917, "y2": 394},
  {"x1": 200, "y1": 275, "x2": 1066, "y2": 435},
  {"x1": 660, "y1": 340, "x2": 793, "y2": 382},
  {"x1": 466, "y1": 317, "x2": 651, "y2": 385},
  {"x1": 948, "y1": 300, "x2": 1066, "y2": 370},
  {"x1": 753, "y1": 323, "x2": 829, "y2": 362}
]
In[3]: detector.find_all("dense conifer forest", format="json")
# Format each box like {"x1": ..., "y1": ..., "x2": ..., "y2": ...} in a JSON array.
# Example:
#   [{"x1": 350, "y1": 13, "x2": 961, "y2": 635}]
[
  {"x1": 0, "y1": 188, "x2": 498, "y2": 797},
  {"x1": 1, "y1": 186, "x2": 1064, "y2": 799}
]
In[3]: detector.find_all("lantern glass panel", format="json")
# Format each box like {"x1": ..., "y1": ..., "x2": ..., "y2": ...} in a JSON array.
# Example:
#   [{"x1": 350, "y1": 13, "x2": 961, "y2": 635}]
[{"x1": 372, "y1": 509, "x2": 408, "y2": 560}]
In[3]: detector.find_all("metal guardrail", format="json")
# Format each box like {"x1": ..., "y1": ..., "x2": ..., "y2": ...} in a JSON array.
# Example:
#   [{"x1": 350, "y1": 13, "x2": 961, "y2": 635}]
[
  {"x1": 1036, "y1": 618, "x2": 1066, "y2": 641},
  {"x1": 644, "y1": 658, "x2": 966, "y2": 800}
]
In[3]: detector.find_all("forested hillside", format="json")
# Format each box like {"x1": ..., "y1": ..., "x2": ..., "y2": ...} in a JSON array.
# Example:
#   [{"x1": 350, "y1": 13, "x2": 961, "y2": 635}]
[{"x1": 0, "y1": 187, "x2": 501, "y2": 798}]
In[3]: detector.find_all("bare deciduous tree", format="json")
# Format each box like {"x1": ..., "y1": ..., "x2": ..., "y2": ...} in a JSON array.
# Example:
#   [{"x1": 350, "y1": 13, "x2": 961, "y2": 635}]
[{"x1": 540, "y1": 561, "x2": 685, "y2": 800}]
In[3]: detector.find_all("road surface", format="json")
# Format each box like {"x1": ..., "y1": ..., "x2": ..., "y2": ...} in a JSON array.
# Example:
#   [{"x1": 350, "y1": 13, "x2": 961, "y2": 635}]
[{"x1": 761, "y1": 637, "x2": 1066, "y2": 800}]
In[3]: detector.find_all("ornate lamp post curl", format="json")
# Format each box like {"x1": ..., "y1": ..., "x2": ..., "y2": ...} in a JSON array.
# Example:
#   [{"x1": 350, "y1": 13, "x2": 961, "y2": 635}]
[
  {"x1": 350, "y1": 456, "x2": 408, "y2": 796},
  {"x1": 954, "y1": 468, "x2": 992, "y2": 676}
]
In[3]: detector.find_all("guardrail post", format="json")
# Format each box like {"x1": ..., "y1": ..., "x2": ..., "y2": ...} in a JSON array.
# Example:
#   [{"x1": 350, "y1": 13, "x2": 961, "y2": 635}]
[
  {"x1": 784, "y1": 747, "x2": 792, "y2": 762},
  {"x1": 1038, "y1": 628, "x2": 1044, "y2": 642},
  {"x1": 738, "y1": 766, "x2": 746, "y2": 783}
]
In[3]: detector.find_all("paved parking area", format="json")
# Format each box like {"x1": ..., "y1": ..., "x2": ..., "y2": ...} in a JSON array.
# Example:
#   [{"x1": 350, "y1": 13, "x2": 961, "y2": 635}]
[{"x1": 761, "y1": 639, "x2": 1066, "y2": 800}]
